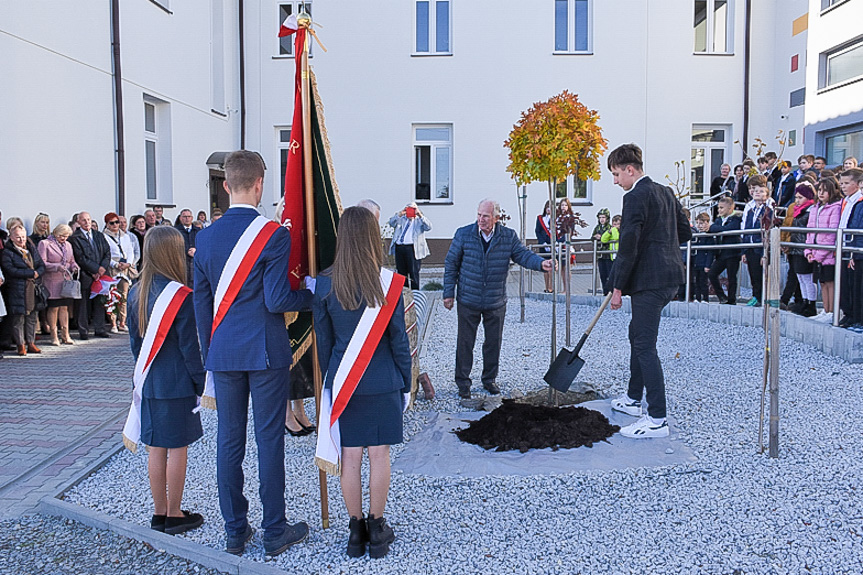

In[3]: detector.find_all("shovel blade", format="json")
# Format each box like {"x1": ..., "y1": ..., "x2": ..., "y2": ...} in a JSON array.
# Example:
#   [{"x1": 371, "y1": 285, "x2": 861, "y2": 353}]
[{"x1": 543, "y1": 348, "x2": 586, "y2": 393}]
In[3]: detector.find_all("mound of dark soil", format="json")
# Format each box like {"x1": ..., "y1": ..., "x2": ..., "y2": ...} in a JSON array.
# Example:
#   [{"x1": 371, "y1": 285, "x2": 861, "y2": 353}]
[{"x1": 455, "y1": 399, "x2": 619, "y2": 453}]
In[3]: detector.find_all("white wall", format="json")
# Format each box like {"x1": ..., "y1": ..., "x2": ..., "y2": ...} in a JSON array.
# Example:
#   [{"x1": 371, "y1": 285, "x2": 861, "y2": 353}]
[
  {"x1": 0, "y1": 0, "x2": 241, "y2": 232},
  {"x1": 252, "y1": 0, "x2": 760, "y2": 242}
]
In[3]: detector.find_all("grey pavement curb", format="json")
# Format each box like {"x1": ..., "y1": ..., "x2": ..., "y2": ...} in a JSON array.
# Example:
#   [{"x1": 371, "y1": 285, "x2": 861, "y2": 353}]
[
  {"x1": 527, "y1": 292, "x2": 863, "y2": 363},
  {"x1": 40, "y1": 498, "x2": 287, "y2": 575},
  {"x1": 37, "y1": 437, "x2": 290, "y2": 574}
]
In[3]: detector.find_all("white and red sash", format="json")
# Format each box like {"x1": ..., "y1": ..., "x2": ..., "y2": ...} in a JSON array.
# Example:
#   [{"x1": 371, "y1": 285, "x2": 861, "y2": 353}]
[
  {"x1": 200, "y1": 215, "x2": 280, "y2": 409},
  {"x1": 315, "y1": 268, "x2": 406, "y2": 476},
  {"x1": 122, "y1": 281, "x2": 191, "y2": 453}
]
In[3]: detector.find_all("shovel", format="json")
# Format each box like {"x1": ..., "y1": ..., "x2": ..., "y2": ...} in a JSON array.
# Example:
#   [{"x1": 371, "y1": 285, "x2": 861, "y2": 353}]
[{"x1": 543, "y1": 291, "x2": 614, "y2": 392}]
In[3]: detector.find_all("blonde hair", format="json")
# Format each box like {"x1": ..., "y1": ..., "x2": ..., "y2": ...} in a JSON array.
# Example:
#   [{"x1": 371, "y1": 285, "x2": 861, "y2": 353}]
[
  {"x1": 52, "y1": 224, "x2": 72, "y2": 238},
  {"x1": 327, "y1": 206, "x2": 386, "y2": 311},
  {"x1": 134, "y1": 226, "x2": 187, "y2": 336}
]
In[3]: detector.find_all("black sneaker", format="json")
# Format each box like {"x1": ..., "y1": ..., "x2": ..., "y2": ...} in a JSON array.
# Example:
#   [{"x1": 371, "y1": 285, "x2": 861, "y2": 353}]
[
  {"x1": 164, "y1": 510, "x2": 204, "y2": 535},
  {"x1": 839, "y1": 316, "x2": 855, "y2": 328},
  {"x1": 264, "y1": 521, "x2": 309, "y2": 556},
  {"x1": 150, "y1": 514, "x2": 166, "y2": 532},
  {"x1": 225, "y1": 524, "x2": 254, "y2": 555}
]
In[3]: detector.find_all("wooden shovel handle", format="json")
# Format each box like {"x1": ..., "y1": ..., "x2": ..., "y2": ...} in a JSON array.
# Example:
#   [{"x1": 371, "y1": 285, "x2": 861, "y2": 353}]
[{"x1": 573, "y1": 291, "x2": 614, "y2": 355}]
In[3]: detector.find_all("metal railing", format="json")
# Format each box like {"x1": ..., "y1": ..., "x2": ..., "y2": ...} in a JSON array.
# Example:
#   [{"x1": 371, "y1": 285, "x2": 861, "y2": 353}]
[{"x1": 520, "y1": 226, "x2": 863, "y2": 329}]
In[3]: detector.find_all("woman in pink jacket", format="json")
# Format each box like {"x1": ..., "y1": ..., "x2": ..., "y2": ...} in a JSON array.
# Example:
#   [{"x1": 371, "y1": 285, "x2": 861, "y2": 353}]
[
  {"x1": 37, "y1": 224, "x2": 79, "y2": 345},
  {"x1": 804, "y1": 177, "x2": 842, "y2": 322}
]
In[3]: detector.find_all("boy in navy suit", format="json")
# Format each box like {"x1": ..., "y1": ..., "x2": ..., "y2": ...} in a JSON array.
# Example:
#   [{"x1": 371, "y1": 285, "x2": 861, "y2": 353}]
[{"x1": 194, "y1": 151, "x2": 313, "y2": 557}]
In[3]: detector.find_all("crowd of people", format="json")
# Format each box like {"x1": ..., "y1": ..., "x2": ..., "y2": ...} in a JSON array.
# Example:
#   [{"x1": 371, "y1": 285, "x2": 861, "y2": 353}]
[
  {"x1": 0, "y1": 206, "x2": 218, "y2": 359},
  {"x1": 533, "y1": 153, "x2": 863, "y2": 330}
]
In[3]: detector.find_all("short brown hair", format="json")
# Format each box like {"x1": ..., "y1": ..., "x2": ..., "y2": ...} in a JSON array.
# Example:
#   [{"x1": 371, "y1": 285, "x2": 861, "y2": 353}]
[
  {"x1": 718, "y1": 196, "x2": 735, "y2": 207},
  {"x1": 841, "y1": 167, "x2": 863, "y2": 184},
  {"x1": 224, "y1": 150, "x2": 265, "y2": 192},
  {"x1": 607, "y1": 143, "x2": 643, "y2": 171},
  {"x1": 612, "y1": 214, "x2": 622, "y2": 224},
  {"x1": 695, "y1": 212, "x2": 711, "y2": 222},
  {"x1": 748, "y1": 174, "x2": 768, "y2": 189}
]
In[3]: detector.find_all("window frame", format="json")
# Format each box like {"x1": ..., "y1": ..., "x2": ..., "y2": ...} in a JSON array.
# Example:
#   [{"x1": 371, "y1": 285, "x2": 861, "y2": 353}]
[
  {"x1": 819, "y1": 37, "x2": 863, "y2": 91},
  {"x1": 693, "y1": 0, "x2": 734, "y2": 55},
  {"x1": 276, "y1": 126, "x2": 293, "y2": 202},
  {"x1": 690, "y1": 124, "x2": 731, "y2": 202},
  {"x1": 412, "y1": 124, "x2": 453, "y2": 205},
  {"x1": 554, "y1": 175, "x2": 593, "y2": 206},
  {"x1": 820, "y1": 0, "x2": 850, "y2": 15},
  {"x1": 143, "y1": 96, "x2": 173, "y2": 204},
  {"x1": 552, "y1": 0, "x2": 593, "y2": 55},
  {"x1": 413, "y1": 0, "x2": 452, "y2": 56},
  {"x1": 275, "y1": 2, "x2": 313, "y2": 59},
  {"x1": 824, "y1": 125, "x2": 863, "y2": 167}
]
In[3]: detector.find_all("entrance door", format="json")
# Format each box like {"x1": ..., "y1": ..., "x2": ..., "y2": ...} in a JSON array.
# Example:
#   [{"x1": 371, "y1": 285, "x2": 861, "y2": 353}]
[{"x1": 209, "y1": 170, "x2": 228, "y2": 216}]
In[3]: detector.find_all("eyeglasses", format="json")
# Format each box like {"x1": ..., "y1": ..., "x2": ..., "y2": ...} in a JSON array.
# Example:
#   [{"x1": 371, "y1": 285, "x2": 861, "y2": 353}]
[{"x1": 108, "y1": 220, "x2": 120, "y2": 225}]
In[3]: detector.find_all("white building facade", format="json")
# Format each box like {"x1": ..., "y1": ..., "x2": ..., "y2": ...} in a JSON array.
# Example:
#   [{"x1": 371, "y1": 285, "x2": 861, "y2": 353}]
[{"x1": 5, "y1": 0, "x2": 850, "y2": 256}]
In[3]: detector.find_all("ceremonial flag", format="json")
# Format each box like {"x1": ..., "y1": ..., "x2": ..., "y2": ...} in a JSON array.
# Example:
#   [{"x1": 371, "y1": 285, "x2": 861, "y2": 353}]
[
  {"x1": 90, "y1": 275, "x2": 120, "y2": 298},
  {"x1": 280, "y1": 23, "x2": 341, "y2": 389}
]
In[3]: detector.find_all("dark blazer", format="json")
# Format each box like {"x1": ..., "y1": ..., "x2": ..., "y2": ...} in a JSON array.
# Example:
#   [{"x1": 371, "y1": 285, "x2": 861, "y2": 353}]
[
  {"x1": 709, "y1": 213, "x2": 743, "y2": 260},
  {"x1": 0, "y1": 239, "x2": 46, "y2": 315},
  {"x1": 312, "y1": 274, "x2": 412, "y2": 396},
  {"x1": 692, "y1": 234, "x2": 715, "y2": 269},
  {"x1": 128, "y1": 276, "x2": 205, "y2": 399},
  {"x1": 775, "y1": 174, "x2": 796, "y2": 208},
  {"x1": 193, "y1": 206, "x2": 313, "y2": 371},
  {"x1": 732, "y1": 177, "x2": 751, "y2": 205},
  {"x1": 610, "y1": 176, "x2": 692, "y2": 295},
  {"x1": 710, "y1": 175, "x2": 734, "y2": 197},
  {"x1": 768, "y1": 166, "x2": 782, "y2": 193},
  {"x1": 174, "y1": 223, "x2": 199, "y2": 285},
  {"x1": 535, "y1": 215, "x2": 552, "y2": 249},
  {"x1": 69, "y1": 228, "x2": 111, "y2": 277}
]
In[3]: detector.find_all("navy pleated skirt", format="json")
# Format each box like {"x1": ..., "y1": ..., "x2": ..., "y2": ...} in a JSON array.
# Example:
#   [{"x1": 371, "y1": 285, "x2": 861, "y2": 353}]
[
  {"x1": 141, "y1": 395, "x2": 203, "y2": 449},
  {"x1": 339, "y1": 390, "x2": 403, "y2": 448}
]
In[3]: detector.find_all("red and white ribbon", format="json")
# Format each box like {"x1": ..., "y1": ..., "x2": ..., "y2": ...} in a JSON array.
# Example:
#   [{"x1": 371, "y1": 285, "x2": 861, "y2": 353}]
[
  {"x1": 315, "y1": 268, "x2": 405, "y2": 475},
  {"x1": 122, "y1": 281, "x2": 191, "y2": 453},
  {"x1": 200, "y1": 215, "x2": 279, "y2": 409}
]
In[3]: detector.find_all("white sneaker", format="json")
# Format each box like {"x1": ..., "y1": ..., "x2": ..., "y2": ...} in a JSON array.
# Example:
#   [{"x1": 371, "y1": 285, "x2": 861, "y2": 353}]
[
  {"x1": 110, "y1": 326, "x2": 119, "y2": 334},
  {"x1": 620, "y1": 415, "x2": 670, "y2": 438},
  {"x1": 611, "y1": 394, "x2": 642, "y2": 417},
  {"x1": 814, "y1": 312, "x2": 833, "y2": 323}
]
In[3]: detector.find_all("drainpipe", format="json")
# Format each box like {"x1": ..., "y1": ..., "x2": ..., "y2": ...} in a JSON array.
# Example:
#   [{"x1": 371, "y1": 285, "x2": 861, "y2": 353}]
[
  {"x1": 742, "y1": 0, "x2": 752, "y2": 157},
  {"x1": 239, "y1": 0, "x2": 246, "y2": 149},
  {"x1": 111, "y1": 0, "x2": 126, "y2": 214}
]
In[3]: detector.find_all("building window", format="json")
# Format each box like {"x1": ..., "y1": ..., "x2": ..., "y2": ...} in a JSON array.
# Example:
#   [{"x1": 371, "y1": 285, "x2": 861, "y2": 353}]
[
  {"x1": 555, "y1": 176, "x2": 592, "y2": 204},
  {"x1": 789, "y1": 87, "x2": 805, "y2": 108},
  {"x1": 149, "y1": 0, "x2": 171, "y2": 12},
  {"x1": 277, "y1": 127, "x2": 293, "y2": 199},
  {"x1": 415, "y1": 1, "x2": 450, "y2": 54},
  {"x1": 144, "y1": 97, "x2": 173, "y2": 203},
  {"x1": 413, "y1": 125, "x2": 452, "y2": 203},
  {"x1": 211, "y1": 0, "x2": 225, "y2": 114},
  {"x1": 788, "y1": 130, "x2": 797, "y2": 147},
  {"x1": 278, "y1": 2, "x2": 312, "y2": 57},
  {"x1": 821, "y1": 39, "x2": 863, "y2": 89},
  {"x1": 554, "y1": 0, "x2": 591, "y2": 53},
  {"x1": 826, "y1": 127, "x2": 863, "y2": 167},
  {"x1": 694, "y1": 0, "x2": 732, "y2": 54},
  {"x1": 791, "y1": 54, "x2": 799, "y2": 72},
  {"x1": 690, "y1": 125, "x2": 730, "y2": 201},
  {"x1": 821, "y1": 0, "x2": 849, "y2": 12}
]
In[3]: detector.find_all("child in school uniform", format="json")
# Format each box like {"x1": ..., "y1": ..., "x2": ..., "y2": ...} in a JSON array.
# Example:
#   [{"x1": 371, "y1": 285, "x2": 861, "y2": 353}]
[
  {"x1": 804, "y1": 177, "x2": 842, "y2": 322},
  {"x1": 692, "y1": 212, "x2": 714, "y2": 302},
  {"x1": 127, "y1": 226, "x2": 205, "y2": 535}
]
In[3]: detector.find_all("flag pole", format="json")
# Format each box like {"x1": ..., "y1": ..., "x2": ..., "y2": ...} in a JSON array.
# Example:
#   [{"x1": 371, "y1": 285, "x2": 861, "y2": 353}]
[{"x1": 298, "y1": 13, "x2": 330, "y2": 530}]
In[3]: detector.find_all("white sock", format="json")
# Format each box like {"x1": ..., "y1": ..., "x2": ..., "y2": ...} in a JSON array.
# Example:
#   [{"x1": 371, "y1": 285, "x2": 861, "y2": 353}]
[{"x1": 648, "y1": 415, "x2": 666, "y2": 425}]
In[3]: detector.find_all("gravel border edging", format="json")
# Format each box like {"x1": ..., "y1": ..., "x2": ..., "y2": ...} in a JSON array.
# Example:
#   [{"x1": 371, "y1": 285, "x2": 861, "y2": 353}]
[{"x1": 528, "y1": 292, "x2": 863, "y2": 363}]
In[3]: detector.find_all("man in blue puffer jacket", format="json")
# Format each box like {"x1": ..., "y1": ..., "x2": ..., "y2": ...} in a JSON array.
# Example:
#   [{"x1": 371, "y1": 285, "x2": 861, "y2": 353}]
[{"x1": 443, "y1": 199, "x2": 553, "y2": 398}]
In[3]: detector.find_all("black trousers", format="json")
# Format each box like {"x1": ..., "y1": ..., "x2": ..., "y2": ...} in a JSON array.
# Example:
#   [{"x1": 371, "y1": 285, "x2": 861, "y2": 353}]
[
  {"x1": 626, "y1": 286, "x2": 677, "y2": 420},
  {"x1": 852, "y1": 262, "x2": 863, "y2": 324},
  {"x1": 745, "y1": 250, "x2": 764, "y2": 302},
  {"x1": 781, "y1": 258, "x2": 801, "y2": 306},
  {"x1": 597, "y1": 258, "x2": 613, "y2": 295},
  {"x1": 77, "y1": 275, "x2": 106, "y2": 336},
  {"x1": 455, "y1": 303, "x2": 506, "y2": 391},
  {"x1": 709, "y1": 256, "x2": 740, "y2": 303},
  {"x1": 840, "y1": 262, "x2": 854, "y2": 316},
  {"x1": 394, "y1": 244, "x2": 421, "y2": 290},
  {"x1": 693, "y1": 268, "x2": 710, "y2": 301}
]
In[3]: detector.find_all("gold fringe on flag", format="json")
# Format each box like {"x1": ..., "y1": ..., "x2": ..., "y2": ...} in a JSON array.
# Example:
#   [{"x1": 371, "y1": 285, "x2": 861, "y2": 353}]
[
  {"x1": 122, "y1": 434, "x2": 138, "y2": 454},
  {"x1": 200, "y1": 395, "x2": 217, "y2": 410},
  {"x1": 314, "y1": 455, "x2": 340, "y2": 477}
]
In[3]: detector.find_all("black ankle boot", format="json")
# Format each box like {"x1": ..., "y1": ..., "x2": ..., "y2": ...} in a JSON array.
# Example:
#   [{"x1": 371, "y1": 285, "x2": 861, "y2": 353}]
[
  {"x1": 347, "y1": 516, "x2": 368, "y2": 557},
  {"x1": 367, "y1": 514, "x2": 395, "y2": 559},
  {"x1": 802, "y1": 300, "x2": 817, "y2": 317},
  {"x1": 792, "y1": 299, "x2": 808, "y2": 315}
]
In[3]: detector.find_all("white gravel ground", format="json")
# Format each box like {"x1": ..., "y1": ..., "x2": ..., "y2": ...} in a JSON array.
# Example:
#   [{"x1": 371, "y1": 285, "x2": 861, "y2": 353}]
[{"x1": 66, "y1": 298, "x2": 863, "y2": 574}]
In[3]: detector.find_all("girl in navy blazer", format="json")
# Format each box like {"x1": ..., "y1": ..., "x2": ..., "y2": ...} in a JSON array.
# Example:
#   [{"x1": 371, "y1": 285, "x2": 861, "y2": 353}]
[
  {"x1": 313, "y1": 207, "x2": 412, "y2": 559},
  {"x1": 128, "y1": 226, "x2": 205, "y2": 536}
]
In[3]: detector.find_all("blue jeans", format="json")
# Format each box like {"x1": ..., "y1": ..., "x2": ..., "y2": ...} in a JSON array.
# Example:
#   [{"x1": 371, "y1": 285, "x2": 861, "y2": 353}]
[
  {"x1": 214, "y1": 368, "x2": 291, "y2": 539},
  {"x1": 626, "y1": 286, "x2": 677, "y2": 419}
]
